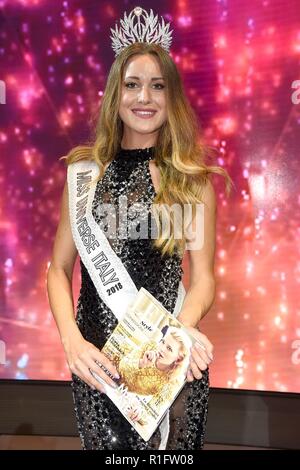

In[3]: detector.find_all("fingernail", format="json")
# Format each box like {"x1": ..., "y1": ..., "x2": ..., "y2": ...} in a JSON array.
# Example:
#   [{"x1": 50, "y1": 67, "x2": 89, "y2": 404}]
[{"x1": 115, "y1": 373, "x2": 120, "y2": 379}]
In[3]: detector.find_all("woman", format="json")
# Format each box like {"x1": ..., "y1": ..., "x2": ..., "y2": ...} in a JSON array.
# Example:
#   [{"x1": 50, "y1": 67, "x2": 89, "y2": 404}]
[
  {"x1": 117, "y1": 326, "x2": 192, "y2": 397},
  {"x1": 47, "y1": 7, "x2": 232, "y2": 450}
]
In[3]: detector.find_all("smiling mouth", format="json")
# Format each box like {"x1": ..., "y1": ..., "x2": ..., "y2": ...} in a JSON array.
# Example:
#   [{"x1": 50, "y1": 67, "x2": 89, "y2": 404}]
[{"x1": 131, "y1": 109, "x2": 157, "y2": 119}]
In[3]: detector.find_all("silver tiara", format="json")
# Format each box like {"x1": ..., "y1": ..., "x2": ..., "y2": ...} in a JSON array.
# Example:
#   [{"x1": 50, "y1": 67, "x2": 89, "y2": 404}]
[{"x1": 110, "y1": 6, "x2": 173, "y2": 57}]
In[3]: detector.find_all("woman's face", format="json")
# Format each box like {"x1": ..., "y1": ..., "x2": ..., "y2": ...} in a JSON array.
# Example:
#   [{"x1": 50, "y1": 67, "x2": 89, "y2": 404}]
[
  {"x1": 156, "y1": 334, "x2": 181, "y2": 367},
  {"x1": 119, "y1": 53, "x2": 167, "y2": 144}
]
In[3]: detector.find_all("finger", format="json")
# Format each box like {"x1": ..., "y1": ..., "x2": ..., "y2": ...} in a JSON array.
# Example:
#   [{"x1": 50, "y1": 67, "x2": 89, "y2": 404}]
[
  {"x1": 194, "y1": 342, "x2": 212, "y2": 365},
  {"x1": 74, "y1": 362, "x2": 105, "y2": 393},
  {"x1": 90, "y1": 362, "x2": 119, "y2": 389},
  {"x1": 186, "y1": 368, "x2": 194, "y2": 382},
  {"x1": 96, "y1": 356, "x2": 119, "y2": 379},
  {"x1": 85, "y1": 357, "x2": 119, "y2": 389},
  {"x1": 190, "y1": 357, "x2": 202, "y2": 380},
  {"x1": 191, "y1": 346, "x2": 209, "y2": 370},
  {"x1": 91, "y1": 348, "x2": 119, "y2": 378},
  {"x1": 196, "y1": 332, "x2": 214, "y2": 360}
]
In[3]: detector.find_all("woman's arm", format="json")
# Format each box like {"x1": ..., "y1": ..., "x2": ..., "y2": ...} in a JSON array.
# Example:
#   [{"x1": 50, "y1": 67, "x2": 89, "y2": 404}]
[
  {"x1": 47, "y1": 177, "x2": 119, "y2": 391},
  {"x1": 149, "y1": 164, "x2": 216, "y2": 380},
  {"x1": 177, "y1": 178, "x2": 217, "y2": 327},
  {"x1": 177, "y1": 178, "x2": 217, "y2": 381},
  {"x1": 47, "y1": 180, "x2": 79, "y2": 341}
]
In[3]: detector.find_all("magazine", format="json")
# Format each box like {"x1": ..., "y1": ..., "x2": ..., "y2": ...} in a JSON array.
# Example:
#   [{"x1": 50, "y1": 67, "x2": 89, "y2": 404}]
[{"x1": 91, "y1": 287, "x2": 198, "y2": 442}]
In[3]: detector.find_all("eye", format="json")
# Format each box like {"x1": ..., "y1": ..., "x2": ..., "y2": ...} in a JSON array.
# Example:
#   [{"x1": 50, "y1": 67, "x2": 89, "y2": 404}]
[
  {"x1": 153, "y1": 83, "x2": 165, "y2": 89},
  {"x1": 124, "y1": 82, "x2": 165, "y2": 89},
  {"x1": 125, "y1": 82, "x2": 137, "y2": 88}
]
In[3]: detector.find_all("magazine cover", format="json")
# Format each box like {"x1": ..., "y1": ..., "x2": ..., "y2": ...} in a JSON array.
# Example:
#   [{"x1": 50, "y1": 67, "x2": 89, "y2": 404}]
[{"x1": 91, "y1": 287, "x2": 198, "y2": 442}]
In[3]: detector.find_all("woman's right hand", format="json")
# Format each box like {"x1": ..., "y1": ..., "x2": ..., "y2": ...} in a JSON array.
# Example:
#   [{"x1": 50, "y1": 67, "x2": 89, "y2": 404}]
[
  {"x1": 62, "y1": 325, "x2": 120, "y2": 393},
  {"x1": 139, "y1": 350, "x2": 157, "y2": 368}
]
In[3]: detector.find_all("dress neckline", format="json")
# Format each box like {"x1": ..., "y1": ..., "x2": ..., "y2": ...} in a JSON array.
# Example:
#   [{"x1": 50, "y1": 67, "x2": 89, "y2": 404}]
[{"x1": 115, "y1": 145, "x2": 155, "y2": 162}]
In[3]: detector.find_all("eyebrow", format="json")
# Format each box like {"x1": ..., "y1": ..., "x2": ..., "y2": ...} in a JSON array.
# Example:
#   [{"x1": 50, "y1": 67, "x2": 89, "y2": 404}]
[{"x1": 125, "y1": 76, "x2": 165, "y2": 81}]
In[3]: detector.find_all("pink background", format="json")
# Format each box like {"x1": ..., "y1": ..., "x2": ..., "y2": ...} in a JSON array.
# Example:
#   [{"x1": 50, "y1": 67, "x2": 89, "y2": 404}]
[{"x1": 0, "y1": 0, "x2": 299, "y2": 392}]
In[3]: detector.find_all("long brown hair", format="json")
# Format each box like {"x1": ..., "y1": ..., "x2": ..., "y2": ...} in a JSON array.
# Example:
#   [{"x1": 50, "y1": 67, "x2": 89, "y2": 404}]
[{"x1": 61, "y1": 42, "x2": 233, "y2": 257}]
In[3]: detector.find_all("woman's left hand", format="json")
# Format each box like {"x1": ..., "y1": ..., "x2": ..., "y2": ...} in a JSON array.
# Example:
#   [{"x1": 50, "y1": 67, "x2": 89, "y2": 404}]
[{"x1": 183, "y1": 326, "x2": 214, "y2": 382}]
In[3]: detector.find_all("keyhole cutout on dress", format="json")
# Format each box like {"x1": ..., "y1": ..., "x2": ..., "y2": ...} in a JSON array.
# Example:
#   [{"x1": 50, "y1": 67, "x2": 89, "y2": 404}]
[
  {"x1": 149, "y1": 159, "x2": 160, "y2": 195},
  {"x1": 100, "y1": 159, "x2": 160, "y2": 195},
  {"x1": 101, "y1": 161, "x2": 112, "y2": 181}
]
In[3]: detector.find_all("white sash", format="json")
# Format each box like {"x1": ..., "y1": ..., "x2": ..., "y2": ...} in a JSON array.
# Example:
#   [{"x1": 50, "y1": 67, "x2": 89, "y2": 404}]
[{"x1": 67, "y1": 159, "x2": 186, "y2": 449}]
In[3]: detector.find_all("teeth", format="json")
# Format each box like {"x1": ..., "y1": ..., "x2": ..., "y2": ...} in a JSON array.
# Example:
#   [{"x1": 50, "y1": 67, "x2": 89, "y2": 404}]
[{"x1": 133, "y1": 110, "x2": 155, "y2": 115}]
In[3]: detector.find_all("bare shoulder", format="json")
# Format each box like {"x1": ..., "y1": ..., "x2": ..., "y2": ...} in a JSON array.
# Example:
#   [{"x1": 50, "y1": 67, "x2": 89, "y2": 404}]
[{"x1": 201, "y1": 177, "x2": 217, "y2": 211}]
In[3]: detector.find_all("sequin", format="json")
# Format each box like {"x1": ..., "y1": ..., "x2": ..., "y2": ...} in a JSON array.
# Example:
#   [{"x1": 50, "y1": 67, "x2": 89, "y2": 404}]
[{"x1": 71, "y1": 146, "x2": 209, "y2": 450}]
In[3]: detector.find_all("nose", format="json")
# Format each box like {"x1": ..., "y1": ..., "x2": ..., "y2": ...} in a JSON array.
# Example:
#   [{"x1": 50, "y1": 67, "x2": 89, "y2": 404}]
[{"x1": 138, "y1": 85, "x2": 151, "y2": 104}]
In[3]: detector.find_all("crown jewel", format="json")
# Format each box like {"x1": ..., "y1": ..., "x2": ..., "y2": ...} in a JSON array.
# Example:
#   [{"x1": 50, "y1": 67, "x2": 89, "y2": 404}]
[{"x1": 110, "y1": 6, "x2": 173, "y2": 57}]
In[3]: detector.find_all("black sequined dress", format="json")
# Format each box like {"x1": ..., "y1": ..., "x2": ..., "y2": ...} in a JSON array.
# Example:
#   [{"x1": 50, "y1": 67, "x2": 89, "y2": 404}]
[{"x1": 71, "y1": 146, "x2": 209, "y2": 450}]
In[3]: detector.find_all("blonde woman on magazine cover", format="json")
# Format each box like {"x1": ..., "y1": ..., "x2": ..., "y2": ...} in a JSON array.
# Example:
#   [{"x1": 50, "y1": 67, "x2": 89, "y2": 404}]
[{"x1": 117, "y1": 326, "x2": 192, "y2": 397}]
